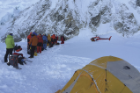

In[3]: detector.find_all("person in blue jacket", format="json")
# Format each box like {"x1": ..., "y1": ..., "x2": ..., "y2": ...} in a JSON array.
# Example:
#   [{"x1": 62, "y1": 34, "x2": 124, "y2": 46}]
[{"x1": 42, "y1": 34, "x2": 48, "y2": 50}]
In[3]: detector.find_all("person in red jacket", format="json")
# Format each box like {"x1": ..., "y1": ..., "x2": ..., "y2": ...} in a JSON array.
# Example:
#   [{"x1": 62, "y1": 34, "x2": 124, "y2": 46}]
[
  {"x1": 37, "y1": 34, "x2": 43, "y2": 53},
  {"x1": 51, "y1": 34, "x2": 56, "y2": 45},
  {"x1": 27, "y1": 32, "x2": 32, "y2": 54},
  {"x1": 61, "y1": 35, "x2": 65, "y2": 44},
  {"x1": 54, "y1": 35, "x2": 58, "y2": 44}
]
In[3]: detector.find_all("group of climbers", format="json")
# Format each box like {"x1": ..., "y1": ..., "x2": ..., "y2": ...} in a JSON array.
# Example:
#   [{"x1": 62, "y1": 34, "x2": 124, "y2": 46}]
[
  {"x1": 4, "y1": 32, "x2": 65, "y2": 63},
  {"x1": 27, "y1": 32, "x2": 65, "y2": 58},
  {"x1": 3, "y1": 32, "x2": 65, "y2": 69}
]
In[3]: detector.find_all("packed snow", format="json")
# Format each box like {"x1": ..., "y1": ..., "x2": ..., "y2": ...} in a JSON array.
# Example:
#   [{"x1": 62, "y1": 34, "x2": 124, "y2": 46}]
[
  {"x1": 0, "y1": 0, "x2": 140, "y2": 93},
  {"x1": 0, "y1": 27, "x2": 140, "y2": 93}
]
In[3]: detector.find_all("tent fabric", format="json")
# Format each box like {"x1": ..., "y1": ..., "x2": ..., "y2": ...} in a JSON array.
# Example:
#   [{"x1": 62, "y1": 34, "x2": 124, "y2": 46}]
[
  {"x1": 56, "y1": 56, "x2": 140, "y2": 93},
  {"x1": 107, "y1": 61, "x2": 140, "y2": 93}
]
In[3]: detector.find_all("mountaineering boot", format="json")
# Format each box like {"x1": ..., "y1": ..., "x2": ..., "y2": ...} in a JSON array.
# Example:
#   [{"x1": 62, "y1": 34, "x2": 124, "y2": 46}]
[
  {"x1": 7, "y1": 62, "x2": 10, "y2": 66},
  {"x1": 28, "y1": 56, "x2": 33, "y2": 58}
]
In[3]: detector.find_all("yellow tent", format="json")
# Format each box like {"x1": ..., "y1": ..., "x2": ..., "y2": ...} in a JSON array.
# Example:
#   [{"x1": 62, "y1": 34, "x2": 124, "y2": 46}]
[{"x1": 56, "y1": 56, "x2": 140, "y2": 93}]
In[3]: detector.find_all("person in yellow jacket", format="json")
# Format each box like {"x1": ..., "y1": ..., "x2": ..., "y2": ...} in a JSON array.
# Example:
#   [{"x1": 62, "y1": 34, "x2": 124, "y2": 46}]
[
  {"x1": 47, "y1": 34, "x2": 51, "y2": 46},
  {"x1": 4, "y1": 33, "x2": 15, "y2": 62}
]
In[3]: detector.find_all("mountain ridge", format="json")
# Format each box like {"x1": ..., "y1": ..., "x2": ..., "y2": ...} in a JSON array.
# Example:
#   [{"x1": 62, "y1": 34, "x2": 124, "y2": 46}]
[{"x1": 0, "y1": 0, "x2": 140, "y2": 42}]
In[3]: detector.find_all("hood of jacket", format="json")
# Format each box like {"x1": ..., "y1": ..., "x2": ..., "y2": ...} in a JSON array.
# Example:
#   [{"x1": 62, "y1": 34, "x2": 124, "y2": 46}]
[{"x1": 7, "y1": 35, "x2": 13, "y2": 38}]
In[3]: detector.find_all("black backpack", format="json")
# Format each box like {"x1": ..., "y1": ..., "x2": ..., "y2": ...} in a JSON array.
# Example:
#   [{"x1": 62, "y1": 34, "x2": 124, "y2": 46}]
[
  {"x1": 8, "y1": 55, "x2": 19, "y2": 68},
  {"x1": 7, "y1": 53, "x2": 25, "y2": 69}
]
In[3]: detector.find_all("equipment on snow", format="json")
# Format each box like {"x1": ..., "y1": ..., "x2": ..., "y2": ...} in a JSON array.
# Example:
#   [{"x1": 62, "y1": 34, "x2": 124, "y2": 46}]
[
  {"x1": 7, "y1": 53, "x2": 23, "y2": 69},
  {"x1": 91, "y1": 36, "x2": 112, "y2": 41},
  {"x1": 55, "y1": 42, "x2": 60, "y2": 45},
  {"x1": 24, "y1": 58, "x2": 32, "y2": 62},
  {"x1": 14, "y1": 45, "x2": 22, "y2": 52},
  {"x1": 49, "y1": 42, "x2": 54, "y2": 48},
  {"x1": 7, "y1": 45, "x2": 31, "y2": 69},
  {"x1": 7, "y1": 53, "x2": 32, "y2": 69}
]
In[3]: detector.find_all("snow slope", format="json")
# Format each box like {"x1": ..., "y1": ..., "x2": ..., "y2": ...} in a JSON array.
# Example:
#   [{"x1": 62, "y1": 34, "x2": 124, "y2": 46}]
[
  {"x1": 0, "y1": 28, "x2": 140, "y2": 93},
  {"x1": 1, "y1": 0, "x2": 140, "y2": 41},
  {"x1": 0, "y1": 0, "x2": 39, "y2": 37},
  {"x1": 0, "y1": 0, "x2": 140, "y2": 92},
  {"x1": 0, "y1": 0, "x2": 39, "y2": 18}
]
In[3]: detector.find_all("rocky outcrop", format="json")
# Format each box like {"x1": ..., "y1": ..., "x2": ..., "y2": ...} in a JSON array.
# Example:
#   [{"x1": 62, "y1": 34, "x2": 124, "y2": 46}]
[
  {"x1": 1, "y1": 0, "x2": 140, "y2": 42},
  {"x1": 88, "y1": 0, "x2": 111, "y2": 31},
  {"x1": 136, "y1": 0, "x2": 140, "y2": 7},
  {"x1": 113, "y1": 4, "x2": 140, "y2": 36},
  {"x1": 1, "y1": 0, "x2": 82, "y2": 42}
]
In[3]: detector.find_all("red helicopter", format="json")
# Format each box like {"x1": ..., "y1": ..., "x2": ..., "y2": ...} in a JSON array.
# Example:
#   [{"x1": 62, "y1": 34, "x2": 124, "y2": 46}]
[{"x1": 91, "y1": 35, "x2": 112, "y2": 41}]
